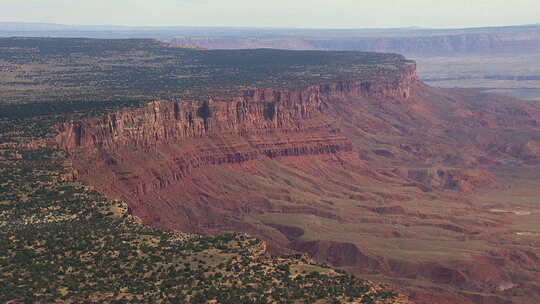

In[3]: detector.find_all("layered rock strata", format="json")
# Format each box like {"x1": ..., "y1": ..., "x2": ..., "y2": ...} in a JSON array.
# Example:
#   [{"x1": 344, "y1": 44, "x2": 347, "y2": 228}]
[
  {"x1": 56, "y1": 65, "x2": 417, "y2": 178},
  {"x1": 57, "y1": 64, "x2": 416, "y2": 153},
  {"x1": 54, "y1": 65, "x2": 416, "y2": 232},
  {"x1": 53, "y1": 63, "x2": 540, "y2": 304}
]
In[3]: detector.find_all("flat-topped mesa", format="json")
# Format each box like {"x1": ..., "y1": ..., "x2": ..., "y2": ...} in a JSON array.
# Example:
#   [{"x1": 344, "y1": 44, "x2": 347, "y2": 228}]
[
  {"x1": 237, "y1": 62, "x2": 417, "y2": 102},
  {"x1": 54, "y1": 65, "x2": 417, "y2": 198},
  {"x1": 56, "y1": 64, "x2": 417, "y2": 154}
]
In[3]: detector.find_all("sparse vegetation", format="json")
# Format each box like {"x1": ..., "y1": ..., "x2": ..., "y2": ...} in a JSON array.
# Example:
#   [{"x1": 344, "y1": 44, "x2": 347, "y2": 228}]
[
  {"x1": 0, "y1": 130, "x2": 404, "y2": 303},
  {"x1": 0, "y1": 37, "x2": 411, "y2": 115},
  {"x1": 0, "y1": 38, "x2": 409, "y2": 303}
]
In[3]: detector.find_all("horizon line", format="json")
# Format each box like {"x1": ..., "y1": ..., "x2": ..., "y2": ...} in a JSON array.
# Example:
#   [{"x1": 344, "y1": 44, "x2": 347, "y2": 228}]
[{"x1": 1, "y1": 21, "x2": 539, "y2": 32}]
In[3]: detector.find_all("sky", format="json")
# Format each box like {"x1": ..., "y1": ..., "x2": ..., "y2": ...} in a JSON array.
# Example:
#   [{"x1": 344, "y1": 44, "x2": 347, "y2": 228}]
[{"x1": 2, "y1": 0, "x2": 539, "y2": 29}]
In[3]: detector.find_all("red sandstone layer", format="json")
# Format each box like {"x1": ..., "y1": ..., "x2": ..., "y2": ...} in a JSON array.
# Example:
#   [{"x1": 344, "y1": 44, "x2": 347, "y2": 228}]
[{"x1": 54, "y1": 63, "x2": 540, "y2": 304}]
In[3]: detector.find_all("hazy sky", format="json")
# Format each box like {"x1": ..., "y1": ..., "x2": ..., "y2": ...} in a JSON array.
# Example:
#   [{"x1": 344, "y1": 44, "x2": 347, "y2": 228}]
[{"x1": 2, "y1": 0, "x2": 539, "y2": 28}]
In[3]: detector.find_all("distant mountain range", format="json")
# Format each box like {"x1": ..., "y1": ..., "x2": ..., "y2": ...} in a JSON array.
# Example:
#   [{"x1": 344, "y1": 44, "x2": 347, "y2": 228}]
[{"x1": 2, "y1": 22, "x2": 540, "y2": 56}]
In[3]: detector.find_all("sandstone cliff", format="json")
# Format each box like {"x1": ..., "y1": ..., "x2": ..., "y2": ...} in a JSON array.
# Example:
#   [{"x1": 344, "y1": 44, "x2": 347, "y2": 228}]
[
  {"x1": 56, "y1": 65, "x2": 417, "y2": 183},
  {"x1": 54, "y1": 64, "x2": 417, "y2": 236},
  {"x1": 54, "y1": 62, "x2": 540, "y2": 304}
]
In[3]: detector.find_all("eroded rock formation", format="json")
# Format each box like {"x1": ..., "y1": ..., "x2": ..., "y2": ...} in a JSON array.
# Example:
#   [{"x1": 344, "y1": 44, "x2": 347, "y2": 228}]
[
  {"x1": 56, "y1": 65, "x2": 416, "y2": 197},
  {"x1": 54, "y1": 63, "x2": 540, "y2": 304}
]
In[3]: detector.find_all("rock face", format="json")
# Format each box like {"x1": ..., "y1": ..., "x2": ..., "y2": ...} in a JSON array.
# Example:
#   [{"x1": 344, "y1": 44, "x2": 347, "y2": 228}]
[
  {"x1": 56, "y1": 65, "x2": 417, "y2": 188},
  {"x1": 55, "y1": 63, "x2": 540, "y2": 304},
  {"x1": 55, "y1": 65, "x2": 418, "y2": 234},
  {"x1": 290, "y1": 240, "x2": 378, "y2": 268},
  {"x1": 402, "y1": 167, "x2": 496, "y2": 192},
  {"x1": 57, "y1": 64, "x2": 416, "y2": 153}
]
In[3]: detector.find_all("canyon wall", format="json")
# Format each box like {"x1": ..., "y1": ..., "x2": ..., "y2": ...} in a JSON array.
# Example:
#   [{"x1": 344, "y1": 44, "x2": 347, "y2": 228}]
[
  {"x1": 54, "y1": 64, "x2": 416, "y2": 232},
  {"x1": 57, "y1": 63, "x2": 417, "y2": 160},
  {"x1": 53, "y1": 62, "x2": 540, "y2": 304}
]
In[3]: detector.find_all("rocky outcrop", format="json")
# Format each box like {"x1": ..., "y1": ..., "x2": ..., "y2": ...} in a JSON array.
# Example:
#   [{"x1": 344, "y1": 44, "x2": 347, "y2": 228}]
[
  {"x1": 400, "y1": 167, "x2": 497, "y2": 192},
  {"x1": 290, "y1": 240, "x2": 379, "y2": 268},
  {"x1": 52, "y1": 66, "x2": 417, "y2": 234},
  {"x1": 51, "y1": 61, "x2": 540, "y2": 304},
  {"x1": 55, "y1": 66, "x2": 417, "y2": 178}
]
